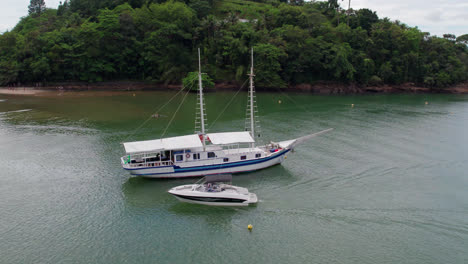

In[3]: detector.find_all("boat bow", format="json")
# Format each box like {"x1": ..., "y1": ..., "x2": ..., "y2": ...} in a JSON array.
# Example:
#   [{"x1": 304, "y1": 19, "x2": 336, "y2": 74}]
[{"x1": 275, "y1": 128, "x2": 333, "y2": 150}]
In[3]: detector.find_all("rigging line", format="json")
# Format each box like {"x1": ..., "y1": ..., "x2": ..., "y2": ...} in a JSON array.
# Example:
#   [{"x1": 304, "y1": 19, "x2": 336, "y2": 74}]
[
  {"x1": 160, "y1": 86, "x2": 192, "y2": 139},
  {"x1": 122, "y1": 87, "x2": 186, "y2": 143},
  {"x1": 207, "y1": 78, "x2": 249, "y2": 131},
  {"x1": 256, "y1": 72, "x2": 313, "y2": 115}
]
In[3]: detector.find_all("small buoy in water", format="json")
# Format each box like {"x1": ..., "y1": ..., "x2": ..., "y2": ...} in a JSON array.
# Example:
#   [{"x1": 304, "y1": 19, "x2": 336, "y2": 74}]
[
  {"x1": 285, "y1": 156, "x2": 287, "y2": 159},
  {"x1": 425, "y1": 101, "x2": 428, "y2": 105},
  {"x1": 133, "y1": 93, "x2": 136, "y2": 97},
  {"x1": 278, "y1": 100, "x2": 282, "y2": 104},
  {"x1": 351, "y1": 104, "x2": 354, "y2": 107},
  {"x1": 248, "y1": 224, "x2": 253, "y2": 231}
]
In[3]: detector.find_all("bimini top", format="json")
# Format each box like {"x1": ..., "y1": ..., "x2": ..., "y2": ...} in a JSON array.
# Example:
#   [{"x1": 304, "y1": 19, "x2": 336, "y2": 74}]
[
  {"x1": 123, "y1": 134, "x2": 203, "y2": 154},
  {"x1": 203, "y1": 174, "x2": 232, "y2": 184},
  {"x1": 207, "y1": 131, "x2": 254, "y2": 145}
]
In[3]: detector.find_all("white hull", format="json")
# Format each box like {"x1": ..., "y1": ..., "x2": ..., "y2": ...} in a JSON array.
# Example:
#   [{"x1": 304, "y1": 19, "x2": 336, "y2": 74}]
[
  {"x1": 168, "y1": 182, "x2": 258, "y2": 206},
  {"x1": 124, "y1": 149, "x2": 288, "y2": 178},
  {"x1": 172, "y1": 196, "x2": 252, "y2": 206}
]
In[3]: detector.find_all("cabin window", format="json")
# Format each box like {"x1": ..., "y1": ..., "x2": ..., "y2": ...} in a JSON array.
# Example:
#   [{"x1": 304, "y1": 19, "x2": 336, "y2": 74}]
[
  {"x1": 223, "y1": 158, "x2": 229, "y2": 162},
  {"x1": 176, "y1": 155, "x2": 183, "y2": 162},
  {"x1": 208, "y1": 152, "x2": 216, "y2": 158},
  {"x1": 193, "y1": 153, "x2": 200, "y2": 160},
  {"x1": 255, "y1": 153, "x2": 261, "y2": 158},
  {"x1": 240, "y1": 155, "x2": 247, "y2": 160}
]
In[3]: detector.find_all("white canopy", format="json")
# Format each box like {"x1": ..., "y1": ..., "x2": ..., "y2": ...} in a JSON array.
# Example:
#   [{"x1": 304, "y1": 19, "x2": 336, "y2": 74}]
[
  {"x1": 123, "y1": 134, "x2": 203, "y2": 154},
  {"x1": 276, "y1": 139, "x2": 296, "y2": 149},
  {"x1": 207, "y1": 131, "x2": 255, "y2": 145}
]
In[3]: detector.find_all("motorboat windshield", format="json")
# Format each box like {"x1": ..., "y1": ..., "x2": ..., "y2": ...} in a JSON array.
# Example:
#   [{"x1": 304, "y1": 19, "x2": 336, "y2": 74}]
[{"x1": 192, "y1": 174, "x2": 232, "y2": 192}]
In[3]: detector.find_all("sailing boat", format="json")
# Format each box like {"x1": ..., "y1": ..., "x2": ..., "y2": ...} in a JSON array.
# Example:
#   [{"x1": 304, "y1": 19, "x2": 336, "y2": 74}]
[{"x1": 120, "y1": 49, "x2": 332, "y2": 178}]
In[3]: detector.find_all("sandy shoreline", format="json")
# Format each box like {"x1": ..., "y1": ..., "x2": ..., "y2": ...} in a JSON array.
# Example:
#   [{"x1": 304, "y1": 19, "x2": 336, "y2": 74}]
[
  {"x1": 0, "y1": 88, "x2": 48, "y2": 95},
  {"x1": 0, "y1": 88, "x2": 141, "y2": 97}
]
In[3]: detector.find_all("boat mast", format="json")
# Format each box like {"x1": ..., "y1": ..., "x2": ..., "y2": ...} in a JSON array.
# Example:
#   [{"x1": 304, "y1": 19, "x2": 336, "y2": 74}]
[
  {"x1": 198, "y1": 48, "x2": 206, "y2": 151},
  {"x1": 248, "y1": 48, "x2": 255, "y2": 147}
]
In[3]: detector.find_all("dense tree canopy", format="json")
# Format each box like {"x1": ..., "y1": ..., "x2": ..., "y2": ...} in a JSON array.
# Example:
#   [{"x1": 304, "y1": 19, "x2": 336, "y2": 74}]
[{"x1": 0, "y1": 0, "x2": 467, "y2": 89}]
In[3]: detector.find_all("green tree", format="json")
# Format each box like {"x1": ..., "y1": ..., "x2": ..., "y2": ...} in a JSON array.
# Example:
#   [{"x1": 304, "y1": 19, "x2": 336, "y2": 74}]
[
  {"x1": 327, "y1": 0, "x2": 339, "y2": 10},
  {"x1": 57, "y1": 0, "x2": 70, "y2": 16},
  {"x1": 0, "y1": 32, "x2": 21, "y2": 85},
  {"x1": 253, "y1": 43, "x2": 287, "y2": 88},
  {"x1": 350, "y1": 8, "x2": 378, "y2": 31},
  {"x1": 138, "y1": 1, "x2": 196, "y2": 83},
  {"x1": 0, "y1": 0, "x2": 467, "y2": 89},
  {"x1": 189, "y1": 0, "x2": 211, "y2": 18},
  {"x1": 182, "y1": 71, "x2": 214, "y2": 91},
  {"x1": 443, "y1": 34, "x2": 456, "y2": 41},
  {"x1": 28, "y1": 0, "x2": 46, "y2": 16},
  {"x1": 456, "y1": 34, "x2": 468, "y2": 45},
  {"x1": 30, "y1": 56, "x2": 51, "y2": 81},
  {"x1": 379, "y1": 61, "x2": 393, "y2": 82},
  {"x1": 0, "y1": 61, "x2": 19, "y2": 85},
  {"x1": 330, "y1": 43, "x2": 356, "y2": 81}
]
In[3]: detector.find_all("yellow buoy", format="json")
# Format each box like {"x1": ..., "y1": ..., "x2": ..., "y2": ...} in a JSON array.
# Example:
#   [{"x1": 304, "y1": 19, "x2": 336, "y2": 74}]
[
  {"x1": 133, "y1": 93, "x2": 136, "y2": 97},
  {"x1": 278, "y1": 100, "x2": 282, "y2": 104},
  {"x1": 351, "y1": 104, "x2": 354, "y2": 107},
  {"x1": 425, "y1": 101, "x2": 428, "y2": 105},
  {"x1": 247, "y1": 224, "x2": 253, "y2": 231}
]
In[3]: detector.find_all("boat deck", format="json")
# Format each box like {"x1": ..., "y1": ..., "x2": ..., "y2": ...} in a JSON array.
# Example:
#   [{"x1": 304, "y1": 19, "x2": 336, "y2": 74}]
[{"x1": 223, "y1": 147, "x2": 265, "y2": 155}]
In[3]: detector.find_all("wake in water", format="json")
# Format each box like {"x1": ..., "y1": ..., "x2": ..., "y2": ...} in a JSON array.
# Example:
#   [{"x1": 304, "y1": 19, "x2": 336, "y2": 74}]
[
  {"x1": 0, "y1": 109, "x2": 32, "y2": 114},
  {"x1": 13, "y1": 124, "x2": 99, "y2": 135}
]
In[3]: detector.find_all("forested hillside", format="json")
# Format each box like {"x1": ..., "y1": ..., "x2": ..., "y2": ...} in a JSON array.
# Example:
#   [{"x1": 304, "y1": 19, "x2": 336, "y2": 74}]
[{"x1": 0, "y1": 0, "x2": 467, "y2": 89}]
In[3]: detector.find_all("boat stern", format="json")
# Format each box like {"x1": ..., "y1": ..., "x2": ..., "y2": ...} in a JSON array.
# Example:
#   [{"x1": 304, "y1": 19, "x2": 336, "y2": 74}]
[{"x1": 247, "y1": 193, "x2": 258, "y2": 204}]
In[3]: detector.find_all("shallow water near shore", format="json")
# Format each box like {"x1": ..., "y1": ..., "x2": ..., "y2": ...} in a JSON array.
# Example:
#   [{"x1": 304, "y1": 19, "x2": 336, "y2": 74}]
[{"x1": 1, "y1": 91, "x2": 467, "y2": 263}]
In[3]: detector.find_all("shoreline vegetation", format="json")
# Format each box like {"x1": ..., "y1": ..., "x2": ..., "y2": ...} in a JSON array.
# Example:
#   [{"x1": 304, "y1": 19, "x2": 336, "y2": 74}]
[
  {"x1": 1, "y1": 0, "x2": 467, "y2": 91},
  {"x1": 2, "y1": 81, "x2": 468, "y2": 95}
]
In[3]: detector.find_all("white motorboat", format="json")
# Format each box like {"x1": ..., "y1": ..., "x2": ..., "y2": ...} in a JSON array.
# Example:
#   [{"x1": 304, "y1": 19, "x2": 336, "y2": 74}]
[
  {"x1": 121, "y1": 49, "x2": 333, "y2": 178},
  {"x1": 168, "y1": 174, "x2": 258, "y2": 206}
]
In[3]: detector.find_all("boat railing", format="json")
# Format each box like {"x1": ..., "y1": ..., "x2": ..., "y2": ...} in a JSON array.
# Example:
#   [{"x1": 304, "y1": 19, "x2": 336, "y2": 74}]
[{"x1": 122, "y1": 159, "x2": 173, "y2": 168}]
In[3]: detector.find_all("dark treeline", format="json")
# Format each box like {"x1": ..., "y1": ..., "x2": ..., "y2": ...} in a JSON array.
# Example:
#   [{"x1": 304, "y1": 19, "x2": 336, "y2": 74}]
[{"x1": 0, "y1": 0, "x2": 467, "y2": 89}]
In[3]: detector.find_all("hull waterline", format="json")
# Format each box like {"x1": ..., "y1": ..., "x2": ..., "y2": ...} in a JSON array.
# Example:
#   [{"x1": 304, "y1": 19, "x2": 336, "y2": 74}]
[{"x1": 171, "y1": 194, "x2": 251, "y2": 206}]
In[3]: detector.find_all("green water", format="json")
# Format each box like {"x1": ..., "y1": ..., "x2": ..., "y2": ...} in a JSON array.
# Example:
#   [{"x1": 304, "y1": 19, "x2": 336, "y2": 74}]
[{"x1": 1, "y1": 91, "x2": 467, "y2": 263}]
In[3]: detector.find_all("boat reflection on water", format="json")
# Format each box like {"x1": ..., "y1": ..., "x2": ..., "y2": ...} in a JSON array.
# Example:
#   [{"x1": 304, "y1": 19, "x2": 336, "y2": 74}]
[{"x1": 121, "y1": 177, "x2": 184, "y2": 209}]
